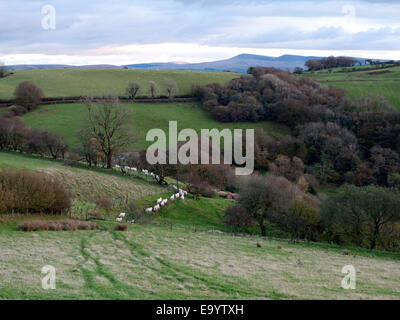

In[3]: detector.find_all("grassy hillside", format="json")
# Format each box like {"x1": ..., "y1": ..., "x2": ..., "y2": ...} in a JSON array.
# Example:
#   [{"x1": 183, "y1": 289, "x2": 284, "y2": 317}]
[
  {"x1": 23, "y1": 102, "x2": 289, "y2": 150},
  {"x1": 0, "y1": 68, "x2": 238, "y2": 99},
  {"x1": 305, "y1": 66, "x2": 400, "y2": 108},
  {"x1": 1, "y1": 217, "x2": 399, "y2": 300},
  {"x1": 0, "y1": 152, "x2": 165, "y2": 205},
  {"x1": 1, "y1": 151, "x2": 400, "y2": 300}
]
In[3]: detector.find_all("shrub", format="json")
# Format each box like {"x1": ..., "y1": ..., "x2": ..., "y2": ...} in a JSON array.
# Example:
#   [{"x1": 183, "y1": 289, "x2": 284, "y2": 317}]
[
  {"x1": 18, "y1": 219, "x2": 98, "y2": 232},
  {"x1": 0, "y1": 169, "x2": 71, "y2": 214},
  {"x1": 14, "y1": 81, "x2": 44, "y2": 111},
  {"x1": 115, "y1": 224, "x2": 128, "y2": 231},
  {"x1": 223, "y1": 205, "x2": 255, "y2": 231}
]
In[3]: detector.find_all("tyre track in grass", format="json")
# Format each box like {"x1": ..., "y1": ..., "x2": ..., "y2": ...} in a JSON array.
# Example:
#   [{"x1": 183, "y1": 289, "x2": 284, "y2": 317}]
[
  {"x1": 78, "y1": 230, "x2": 147, "y2": 299},
  {"x1": 108, "y1": 226, "x2": 291, "y2": 299}
]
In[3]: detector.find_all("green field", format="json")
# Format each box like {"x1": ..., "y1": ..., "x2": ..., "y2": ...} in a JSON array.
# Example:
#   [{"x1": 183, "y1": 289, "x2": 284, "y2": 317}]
[
  {"x1": 1, "y1": 151, "x2": 400, "y2": 300},
  {"x1": 0, "y1": 68, "x2": 238, "y2": 99},
  {"x1": 23, "y1": 102, "x2": 289, "y2": 150},
  {"x1": 305, "y1": 66, "x2": 400, "y2": 108}
]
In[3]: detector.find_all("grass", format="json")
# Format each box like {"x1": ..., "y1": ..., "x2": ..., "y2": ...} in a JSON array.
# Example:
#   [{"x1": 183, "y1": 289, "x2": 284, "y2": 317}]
[
  {"x1": 305, "y1": 66, "x2": 400, "y2": 109},
  {"x1": 0, "y1": 68, "x2": 238, "y2": 99},
  {"x1": 0, "y1": 152, "x2": 165, "y2": 205},
  {"x1": 1, "y1": 152, "x2": 400, "y2": 300},
  {"x1": 23, "y1": 102, "x2": 289, "y2": 150},
  {"x1": 0, "y1": 218, "x2": 399, "y2": 300}
]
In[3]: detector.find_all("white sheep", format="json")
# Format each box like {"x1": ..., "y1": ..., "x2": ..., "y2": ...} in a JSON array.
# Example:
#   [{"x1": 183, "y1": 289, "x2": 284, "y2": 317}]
[
  {"x1": 145, "y1": 207, "x2": 153, "y2": 213},
  {"x1": 157, "y1": 197, "x2": 163, "y2": 204},
  {"x1": 180, "y1": 195, "x2": 185, "y2": 200},
  {"x1": 132, "y1": 167, "x2": 137, "y2": 172},
  {"x1": 175, "y1": 193, "x2": 180, "y2": 198},
  {"x1": 119, "y1": 212, "x2": 126, "y2": 218},
  {"x1": 115, "y1": 164, "x2": 120, "y2": 168},
  {"x1": 170, "y1": 195, "x2": 175, "y2": 200},
  {"x1": 116, "y1": 217, "x2": 123, "y2": 222},
  {"x1": 154, "y1": 204, "x2": 160, "y2": 211}
]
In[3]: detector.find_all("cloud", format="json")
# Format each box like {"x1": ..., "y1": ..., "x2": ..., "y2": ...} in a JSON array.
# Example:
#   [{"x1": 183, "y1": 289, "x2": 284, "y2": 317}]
[{"x1": 0, "y1": 0, "x2": 399, "y2": 64}]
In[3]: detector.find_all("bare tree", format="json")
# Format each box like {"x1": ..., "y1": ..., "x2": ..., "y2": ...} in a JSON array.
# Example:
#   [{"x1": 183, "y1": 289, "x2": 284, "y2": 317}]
[
  {"x1": 0, "y1": 61, "x2": 7, "y2": 78},
  {"x1": 149, "y1": 80, "x2": 160, "y2": 98},
  {"x1": 164, "y1": 78, "x2": 179, "y2": 99},
  {"x1": 84, "y1": 96, "x2": 131, "y2": 169},
  {"x1": 126, "y1": 81, "x2": 141, "y2": 99},
  {"x1": 14, "y1": 81, "x2": 44, "y2": 110}
]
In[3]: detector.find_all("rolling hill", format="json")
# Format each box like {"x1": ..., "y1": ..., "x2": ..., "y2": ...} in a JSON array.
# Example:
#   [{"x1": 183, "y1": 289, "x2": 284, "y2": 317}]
[
  {"x1": 0, "y1": 69, "x2": 239, "y2": 99},
  {"x1": 7, "y1": 54, "x2": 368, "y2": 73},
  {"x1": 305, "y1": 65, "x2": 400, "y2": 109}
]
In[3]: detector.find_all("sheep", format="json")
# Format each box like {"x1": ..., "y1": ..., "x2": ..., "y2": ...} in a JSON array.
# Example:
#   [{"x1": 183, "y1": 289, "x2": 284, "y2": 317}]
[
  {"x1": 180, "y1": 195, "x2": 185, "y2": 200},
  {"x1": 160, "y1": 202, "x2": 165, "y2": 207},
  {"x1": 153, "y1": 204, "x2": 160, "y2": 211},
  {"x1": 116, "y1": 217, "x2": 123, "y2": 222},
  {"x1": 119, "y1": 212, "x2": 126, "y2": 218},
  {"x1": 170, "y1": 195, "x2": 175, "y2": 200},
  {"x1": 115, "y1": 164, "x2": 120, "y2": 168},
  {"x1": 132, "y1": 167, "x2": 137, "y2": 172},
  {"x1": 163, "y1": 199, "x2": 168, "y2": 204},
  {"x1": 175, "y1": 193, "x2": 180, "y2": 198},
  {"x1": 157, "y1": 197, "x2": 163, "y2": 204},
  {"x1": 145, "y1": 207, "x2": 153, "y2": 213}
]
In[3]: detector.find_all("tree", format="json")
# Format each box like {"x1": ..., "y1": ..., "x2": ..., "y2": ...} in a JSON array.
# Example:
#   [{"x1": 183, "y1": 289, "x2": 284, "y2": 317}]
[
  {"x1": 0, "y1": 62, "x2": 7, "y2": 78},
  {"x1": 238, "y1": 175, "x2": 299, "y2": 236},
  {"x1": 223, "y1": 205, "x2": 256, "y2": 231},
  {"x1": 84, "y1": 96, "x2": 131, "y2": 169},
  {"x1": 76, "y1": 128, "x2": 104, "y2": 167},
  {"x1": 149, "y1": 81, "x2": 160, "y2": 98},
  {"x1": 126, "y1": 81, "x2": 141, "y2": 99},
  {"x1": 13, "y1": 81, "x2": 44, "y2": 110},
  {"x1": 164, "y1": 78, "x2": 179, "y2": 99},
  {"x1": 40, "y1": 130, "x2": 68, "y2": 160},
  {"x1": 321, "y1": 184, "x2": 400, "y2": 249}
]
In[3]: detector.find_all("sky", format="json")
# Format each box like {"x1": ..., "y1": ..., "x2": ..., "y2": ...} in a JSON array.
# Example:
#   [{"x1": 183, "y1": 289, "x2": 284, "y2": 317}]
[{"x1": 0, "y1": 0, "x2": 400, "y2": 65}]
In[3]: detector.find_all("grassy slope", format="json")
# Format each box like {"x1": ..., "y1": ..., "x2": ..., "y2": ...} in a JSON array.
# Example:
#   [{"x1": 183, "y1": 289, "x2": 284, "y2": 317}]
[
  {"x1": 1, "y1": 151, "x2": 400, "y2": 300},
  {"x1": 0, "y1": 219, "x2": 399, "y2": 300},
  {"x1": 0, "y1": 152, "x2": 165, "y2": 205},
  {"x1": 23, "y1": 102, "x2": 289, "y2": 150},
  {"x1": 0, "y1": 68, "x2": 238, "y2": 99},
  {"x1": 304, "y1": 66, "x2": 400, "y2": 109}
]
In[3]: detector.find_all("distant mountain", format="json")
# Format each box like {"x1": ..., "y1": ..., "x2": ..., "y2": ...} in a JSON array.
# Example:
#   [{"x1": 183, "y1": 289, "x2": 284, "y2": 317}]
[
  {"x1": 123, "y1": 54, "x2": 328, "y2": 73},
  {"x1": 7, "y1": 54, "x2": 368, "y2": 73}
]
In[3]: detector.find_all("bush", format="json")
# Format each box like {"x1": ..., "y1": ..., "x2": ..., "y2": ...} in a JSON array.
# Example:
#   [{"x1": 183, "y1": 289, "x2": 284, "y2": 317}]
[
  {"x1": 0, "y1": 169, "x2": 71, "y2": 214},
  {"x1": 223, "y1": 205, "x2": 255, "y2": 231},
  {"x1": 18, "y1": 219, "x2": 99, "y2": 232},
  {"x1": 14, "y1": 81, "x2": 44, "y2": 111},
  {"x1": 115, "y1": 224, "x2": 128, "y2": 231}
]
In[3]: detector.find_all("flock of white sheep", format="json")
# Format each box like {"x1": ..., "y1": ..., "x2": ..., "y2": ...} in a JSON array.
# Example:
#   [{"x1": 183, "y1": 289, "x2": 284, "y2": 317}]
[
  {"x1": 144, "y1": 187, "x2": 187, "y2": 214},
  {"x1": 114, "y1": 164, "x2": 188, "y2": 223},
  {"x1": 114, "y1": 165, "x2": 160, "y2": 181}
]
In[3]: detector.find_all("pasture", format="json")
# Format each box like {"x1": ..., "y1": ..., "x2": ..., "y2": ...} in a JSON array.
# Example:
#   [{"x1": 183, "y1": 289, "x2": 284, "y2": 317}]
[
  {"x1": 0, "y1": 152, "x2": 400, "y2": 300},
  {"x1": 1, "y1": 216, "x2": 399, "y2": 300},
  {"x1": 23, "y1": 102, "x2": 289, "y2": 150},
  {"x1": 0, "y1": 68, "x2": 238, "y2": 99},
  {"x1": 305, "y1": 66, "x2": 400, "y2": 109}
]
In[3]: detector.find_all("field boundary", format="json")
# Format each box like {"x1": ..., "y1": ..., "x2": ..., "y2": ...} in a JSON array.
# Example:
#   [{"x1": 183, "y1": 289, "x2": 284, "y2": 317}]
[{"x1": 0, "y1": 96, "x2": 196, "y2": 108}]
